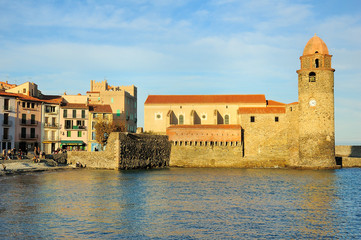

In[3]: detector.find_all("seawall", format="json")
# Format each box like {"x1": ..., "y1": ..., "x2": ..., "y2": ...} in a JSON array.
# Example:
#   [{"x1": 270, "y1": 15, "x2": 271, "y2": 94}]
[
  {"x1": 67, "y1": 134, "x2": 361, "y2": 169},
  {"x1": 68, "y1": 132, "x2": 171, "y2": 169},
  {"x1": 170, "y1": 145, "x2": 287, "y2": 168},
  {"x1": 335, "y1": 145, "x2": 361, "y2": 168}
]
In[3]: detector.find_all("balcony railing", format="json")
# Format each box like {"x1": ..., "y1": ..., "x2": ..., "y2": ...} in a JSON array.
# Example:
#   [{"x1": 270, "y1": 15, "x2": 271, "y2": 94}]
[
  {"x1": 45, "y1": 110, "x2": 59, "y2": 115},
  {"x1": 63, "y1": 115, "x2": 88, "y2": 119},
  {"x1": 19, "y1": 134, "x2": 38, "y2": 140},
  {"x1": 65, "y1": 125, "x2": 87, "y2": 130},
  {"x1": 2, "y1": 120, "x2": 13, "y2": 127},
  {"x1": 19, "y1": 120, "x2": 38, "y2": 126},
  {"x1": 44, "y1": 123, "x2": 59, "y2": 128},
  {"x1": 43, "y1": 136, "x2": 60, "y2": 141},
  {"x1": 2, "y1": 135, "x2": 12, "y2": 141},
  {"x1": 3, "y1": 106, "x2": 15, "y2": 112}
]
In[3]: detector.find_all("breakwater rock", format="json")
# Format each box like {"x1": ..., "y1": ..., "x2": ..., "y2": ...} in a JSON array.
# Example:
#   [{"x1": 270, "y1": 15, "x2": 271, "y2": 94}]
[
  {"x1": 67, "y1": 132, "x2": 171, "y2": 170},
  {"x1": 119, "y1": 133, "x2": 171, "y2": 169}
]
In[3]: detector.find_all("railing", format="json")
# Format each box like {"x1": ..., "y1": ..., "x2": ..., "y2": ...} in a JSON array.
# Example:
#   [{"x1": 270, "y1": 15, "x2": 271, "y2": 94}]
[
  {"x1": 19, "y1": 120, "x2": 38, "y2": 126},
  {"x1": 2, "y1": 135, "x2": 12, "y2": 141},
  {"x1": 3, "y1": 106, "x2": 15, "y2": 112},
  {"x1": 2, "y1": 120, "x2": 13, "y2": 127},
  {"x1": 19, "y1": 134, "x2": 38, "y2": 140},
  {"x1": 44, "y1": 123, "x2": 59, "y2": 128},
  {"x1": 63, "y1": 115, "x2": 89, "y2": 119},
  {"x1": 65, "y1": 125, "x2": 87, "y2": 130},
  {"x1": 45, "y1": 110, "x2": 59, "y2": 115},
  {"x1": 43, "y1": 136, "x2": 60, "y2": 141}
]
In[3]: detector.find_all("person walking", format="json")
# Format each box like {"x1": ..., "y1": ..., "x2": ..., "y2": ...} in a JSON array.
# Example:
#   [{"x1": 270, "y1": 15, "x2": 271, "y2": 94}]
[{"x1": 2, "y1": 149, "x2": 6, "y2": 160}]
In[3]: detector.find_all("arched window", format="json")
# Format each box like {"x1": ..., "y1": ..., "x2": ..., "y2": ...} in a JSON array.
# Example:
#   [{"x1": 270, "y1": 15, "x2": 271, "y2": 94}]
[
  {"x1": 309, "y1": 72, "x2": 316, "y2": 82},
  {"x1": 225, "y1": 115, "x2": 230, "y2": 124},
  {"x1": 315, "y1": 59, "x2": 319, "y2": 68},
  {"x1": 179, "y1": 115, "x2": 184, "y2": 125}
]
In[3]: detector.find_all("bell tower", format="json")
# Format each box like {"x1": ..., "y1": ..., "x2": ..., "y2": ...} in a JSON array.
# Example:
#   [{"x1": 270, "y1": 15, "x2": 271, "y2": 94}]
[{"x1": 296, "y1": 34, "x2": 336, "y2": 168}]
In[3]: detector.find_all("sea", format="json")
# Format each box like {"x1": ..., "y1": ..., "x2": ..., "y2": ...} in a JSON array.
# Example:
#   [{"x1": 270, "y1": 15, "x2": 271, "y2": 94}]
[{"x1": 0, "y1": 168, "x2": 360, "y2": 239}]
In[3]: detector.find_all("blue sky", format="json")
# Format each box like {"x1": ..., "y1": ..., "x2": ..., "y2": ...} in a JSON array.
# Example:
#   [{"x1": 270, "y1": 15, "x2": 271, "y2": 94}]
[{"x1": 0, "y1": 0, "x2": 360, "y2": 144}]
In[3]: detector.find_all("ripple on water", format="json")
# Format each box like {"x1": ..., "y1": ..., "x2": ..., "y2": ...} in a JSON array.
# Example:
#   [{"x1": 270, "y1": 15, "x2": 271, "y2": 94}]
[{"x1": 0, "y1": 168, "x2": 360, "y2": 239}]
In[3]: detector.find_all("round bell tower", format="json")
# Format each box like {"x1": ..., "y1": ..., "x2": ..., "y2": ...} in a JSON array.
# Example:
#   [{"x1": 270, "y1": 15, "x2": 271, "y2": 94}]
[{"x1": 296, "y1": 34, "x2": 336, "y2": 168}]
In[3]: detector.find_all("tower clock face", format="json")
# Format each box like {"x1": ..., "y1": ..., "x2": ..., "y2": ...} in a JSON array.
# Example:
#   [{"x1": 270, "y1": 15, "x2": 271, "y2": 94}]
[{"x1": 309, "y1": 99, "x2": 317, "y2": 107}]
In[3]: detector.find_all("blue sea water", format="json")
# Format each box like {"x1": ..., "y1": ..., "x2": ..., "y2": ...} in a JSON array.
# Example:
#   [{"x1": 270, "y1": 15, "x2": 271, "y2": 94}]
[{"x1": 0, "y1": 168, "x2": 360, "y2": 239}]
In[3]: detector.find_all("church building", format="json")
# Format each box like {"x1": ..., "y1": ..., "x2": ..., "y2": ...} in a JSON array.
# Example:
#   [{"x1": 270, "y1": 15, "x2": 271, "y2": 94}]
[{"x1": 144, "y1": 35, "x2": 336, "y2": 169}]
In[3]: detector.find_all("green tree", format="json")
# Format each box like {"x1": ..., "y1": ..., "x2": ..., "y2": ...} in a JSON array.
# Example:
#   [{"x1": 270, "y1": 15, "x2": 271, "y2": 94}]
[{"x1": 94, "y1": 120, "x2": 125, "y2": 148}]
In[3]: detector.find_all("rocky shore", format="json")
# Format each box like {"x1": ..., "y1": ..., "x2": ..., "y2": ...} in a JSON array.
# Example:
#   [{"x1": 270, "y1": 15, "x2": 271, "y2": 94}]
[{"x1": 0, "y1": 159, "x2": 75, "y2": 177}]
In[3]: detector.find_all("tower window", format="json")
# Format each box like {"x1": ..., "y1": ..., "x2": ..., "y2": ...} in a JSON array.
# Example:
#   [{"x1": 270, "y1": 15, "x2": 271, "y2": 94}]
[
  {"x1": 225, "y1": 115, "x2": 230, "y2": 124},
  {"x1": 275, "y1": 116, "x2": 279, "y2": 122},
  {"x1": 309, "y1": 72, "x2": 316, "y2": 82},
  {"x1": 250, "y1": 116, "x2": 255, "y2": 122},
  {"x1": 315, "y1": 59, "x2": 319, "y2": 68},
  {"x1": 179, "y1": 115, "x2": 184, "y2": 125}
]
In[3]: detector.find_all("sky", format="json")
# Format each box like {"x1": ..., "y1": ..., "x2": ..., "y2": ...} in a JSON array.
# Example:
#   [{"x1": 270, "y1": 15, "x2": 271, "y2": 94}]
[{"x1": 0, "y1": 0, "x2": 360, "y2": 145}]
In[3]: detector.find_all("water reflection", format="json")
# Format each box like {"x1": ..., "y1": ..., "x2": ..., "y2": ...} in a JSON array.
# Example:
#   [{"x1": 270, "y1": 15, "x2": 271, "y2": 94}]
[{"x1": 0, "y1": 168, "x2": 360, "y2": 239}]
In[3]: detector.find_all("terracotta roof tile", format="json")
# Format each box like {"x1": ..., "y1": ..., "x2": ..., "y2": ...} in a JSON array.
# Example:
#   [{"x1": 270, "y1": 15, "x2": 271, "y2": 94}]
[
  {"x1": 288, "y1": 102, "x2": 298, "y2": 105},
  {"x1": 41, "y1": 95, "x2": 63, "y2": 104},
  {"x1": 267, "y1": 100, "x2": 286, "y2": 106},
  {"x1": 89, "y1": 104, "x2": 112, "y2": 113},
  {"x1": 0, "y1": 92, "x2": 19, "y2": 97},
  {"x1": 145, "y1": 94, "x2": 266, "y2": 104},
  {"x1": 238, "y1": 107, "x2": 286, "y2": 114},
  {"x1": 61, "y1": 103, "x2": 88, "y2": 109},
  {"x1": 16, "y1": 94, "x2": 43, "y2": 102},
  {"x1": 167, "y1": 124, "x2": 242, "y2": 129}
]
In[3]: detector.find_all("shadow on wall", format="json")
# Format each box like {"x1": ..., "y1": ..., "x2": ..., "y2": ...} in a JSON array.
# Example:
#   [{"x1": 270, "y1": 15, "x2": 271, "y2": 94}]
[{"x1": 350, "y1": 146, "x2": 361, "y2": 157}]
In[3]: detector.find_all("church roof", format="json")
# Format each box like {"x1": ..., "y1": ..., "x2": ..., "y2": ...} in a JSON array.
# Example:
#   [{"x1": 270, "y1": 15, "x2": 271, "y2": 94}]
[
  {"x1": 303, "y1": 34, "x2": 329, "y2": 56},
  {"x1": 145, "y1": 94, "x2": 266, "y2": 104},
  {"x1": 167, "y1": 124, "x2": 242, "y2": 129}
]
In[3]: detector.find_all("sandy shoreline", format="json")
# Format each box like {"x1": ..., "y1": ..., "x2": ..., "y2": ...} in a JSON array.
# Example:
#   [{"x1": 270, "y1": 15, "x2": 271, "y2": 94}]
[{"x1": 0, "y1": 160, "x2": 75, "y2": 176}]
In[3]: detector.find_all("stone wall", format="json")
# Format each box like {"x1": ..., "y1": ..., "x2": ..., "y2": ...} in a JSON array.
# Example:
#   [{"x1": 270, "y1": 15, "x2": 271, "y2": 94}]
[
  {"x1": 169, "y1": 145, "x2": 287, "y2": 168},
  {"x1": 119, "y1": 133, "x2": 171, "y2": 169},
  {"x1": 67, "y1": 132, "x2": 171, "y2": 169},
  {"x1": 67, "y1": 132, "x2": 119, "y2": 169},
  {"x1": 335, "y1": 146, "x2": 361, "y2": 168},
  {"x1": 335, "y1": 145, "x2": 361, "y2": 157}
]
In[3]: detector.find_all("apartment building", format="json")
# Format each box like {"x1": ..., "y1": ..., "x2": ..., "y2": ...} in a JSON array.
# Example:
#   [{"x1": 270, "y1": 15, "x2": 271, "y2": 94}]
[
  {"x1": 41, "y1": 96, "x2": 62, "y2": 154},
  {"x1": 0, "y1": 92, "x2": 17, "y2": 152}
]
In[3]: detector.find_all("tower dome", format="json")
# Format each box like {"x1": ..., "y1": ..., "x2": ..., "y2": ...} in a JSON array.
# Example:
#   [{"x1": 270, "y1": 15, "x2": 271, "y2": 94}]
[{"x1": 302, "y1": 34, "x2": 329, "y2": 56}]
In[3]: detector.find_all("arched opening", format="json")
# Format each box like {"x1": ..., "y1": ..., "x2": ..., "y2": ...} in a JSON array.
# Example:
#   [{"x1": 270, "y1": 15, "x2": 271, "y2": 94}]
[
  {"x1": 315, "y1": 59, "x2": 319, "y2": 68},
  {"x1": 309, "y1": 72, "x2": 316, "y2": 82}
]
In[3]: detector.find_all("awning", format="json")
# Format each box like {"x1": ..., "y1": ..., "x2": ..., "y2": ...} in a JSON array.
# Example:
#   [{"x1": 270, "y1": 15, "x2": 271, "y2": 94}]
[{"x1": 60, "y1": 140, "x2": 85, "y2": 145}]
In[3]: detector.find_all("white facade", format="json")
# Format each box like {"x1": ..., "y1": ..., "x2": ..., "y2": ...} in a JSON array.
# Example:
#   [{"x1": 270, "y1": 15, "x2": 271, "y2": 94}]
[
  {"x1": 41, "y1": 103, "x2": 61, "y2": 154},
  {"x1": 0, "y1": 95, "x2": 17, "y2": 152}
]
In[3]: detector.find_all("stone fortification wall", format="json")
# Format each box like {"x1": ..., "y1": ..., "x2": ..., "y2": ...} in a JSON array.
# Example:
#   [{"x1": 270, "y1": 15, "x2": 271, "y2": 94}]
[
  {"x1": 335, "y1": 146, "x2": 361, "y2": 168},
  {"x1": 239, "y1": 112, "x2": 291, "y2": 163},
  {"x1": 67, "y1": 132, "x2": 171, "y2": 169},
  {"x1": 170, "y1": 145, "x2": 288, "y2": 168},
  {"x1": 119, "y1": 133, "x2": 171, "y2": 169},
  {"x1": 67, "y1": 132, "x2": 119, "y2": 169},
  {"x1": 335, "y1": 146, "x2": 361, "y2": 157}
]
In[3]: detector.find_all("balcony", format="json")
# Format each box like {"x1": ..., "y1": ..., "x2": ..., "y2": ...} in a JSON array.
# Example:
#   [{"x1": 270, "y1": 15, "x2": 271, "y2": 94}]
[
  {"x1": 44, "y1": 123, "x2": 59, "y2": 128},
  {"x1": 43, "y1": 136, "x2": 60, "y2": 142},
  {"x1": 3, "y1": 106, "x2": 15, "y2": 112},
  {"x1": 19, "y1": 120, "x2": 38, "y2": 126},
  {"x1": 65, "y1": 125, "x2": 87, "y2": 130},
  {"x1": 2, "y1": 135, "x2": 12, "y2": 141},
  {"x1": 45, "y1": 110, "x2": 59, "y2": 115},
  {"x1": 63, "y1": 115, "x2": 88, "y2": 119},
  {"x1": 2, "y1": 120, "x2": 13, "y2": 127},
  {"x1": 19, "y1": 134, "x2": 38, "y2": 140}
]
